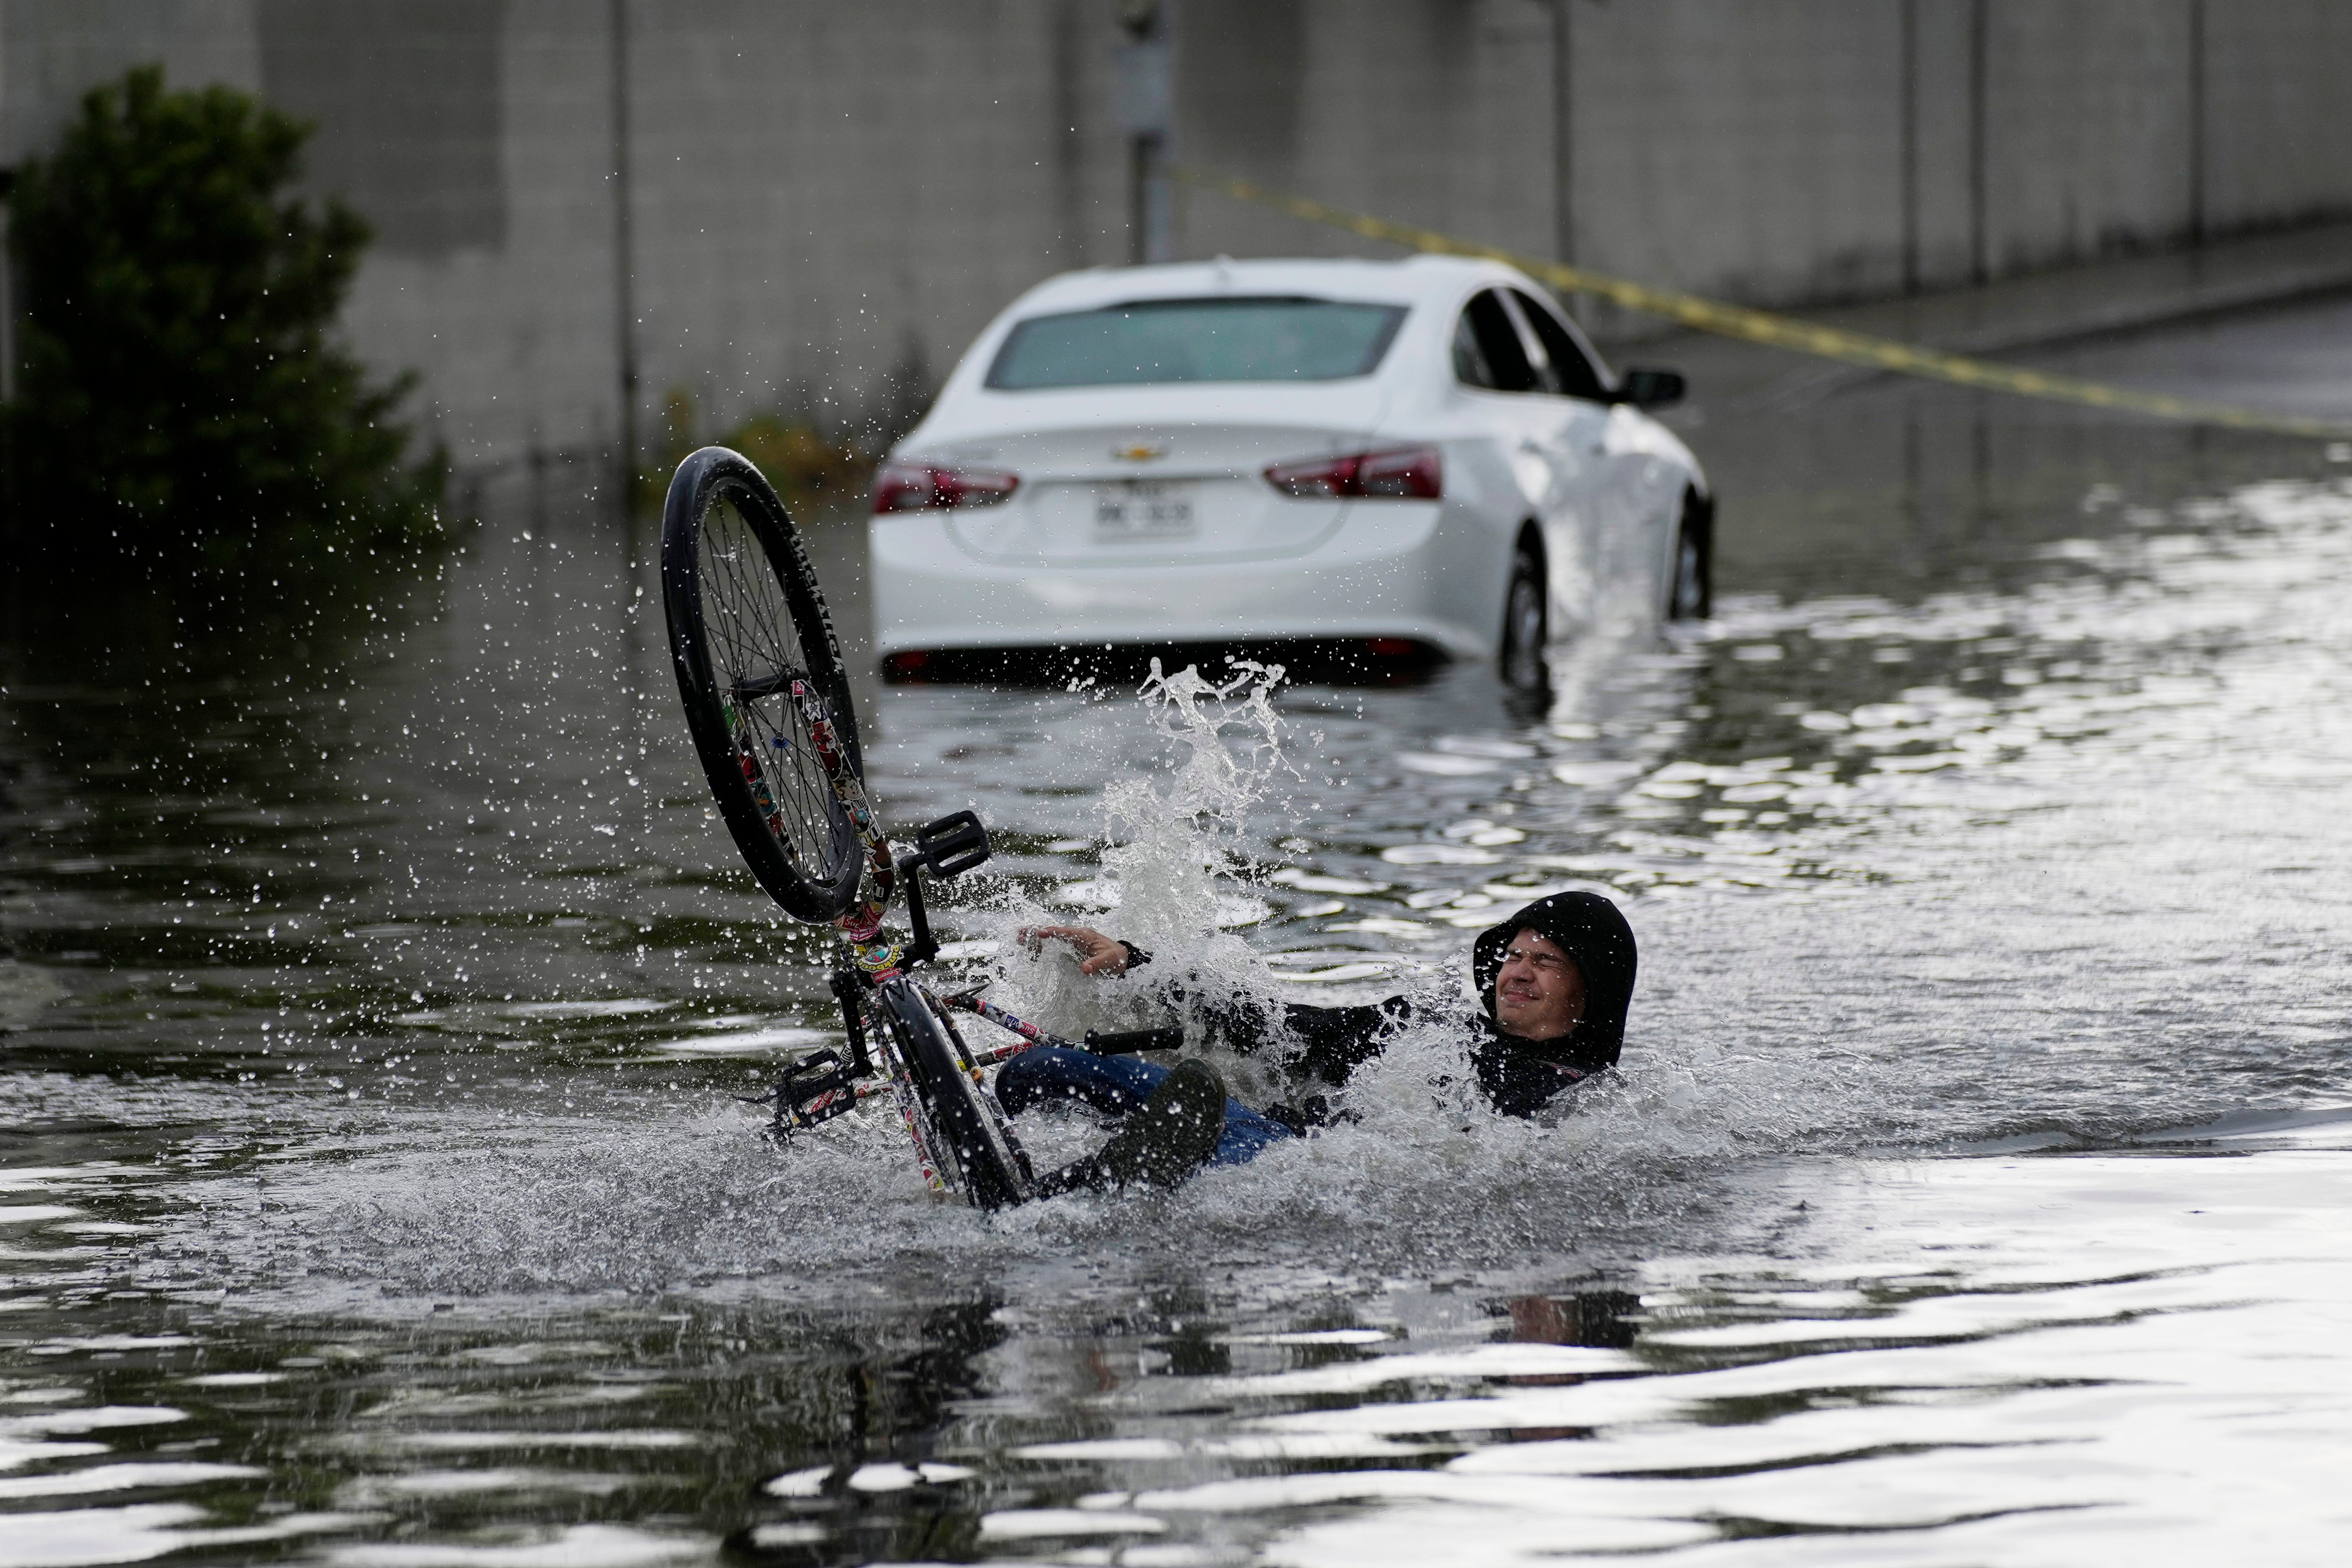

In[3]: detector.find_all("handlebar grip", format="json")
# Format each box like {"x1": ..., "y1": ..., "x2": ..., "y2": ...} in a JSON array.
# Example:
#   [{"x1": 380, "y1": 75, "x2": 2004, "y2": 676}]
[{"x1": 1083, "y1": 1027, "x2": 1184, "y2": 1056}]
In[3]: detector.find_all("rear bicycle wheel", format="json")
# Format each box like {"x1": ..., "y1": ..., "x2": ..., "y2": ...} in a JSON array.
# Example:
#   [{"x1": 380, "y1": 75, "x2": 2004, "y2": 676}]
[
  {"x1": 661, "y1": 446, "x2": 867, "y2": 922},
  {"x1": 879, "y1": 982, "x2": 1035, "y2": 1210}
]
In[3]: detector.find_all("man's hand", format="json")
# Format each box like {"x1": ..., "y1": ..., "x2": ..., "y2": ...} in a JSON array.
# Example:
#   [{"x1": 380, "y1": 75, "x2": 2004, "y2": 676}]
[{"x1": 1020, "y1": 924, "x2": 1129, "y2": 976}]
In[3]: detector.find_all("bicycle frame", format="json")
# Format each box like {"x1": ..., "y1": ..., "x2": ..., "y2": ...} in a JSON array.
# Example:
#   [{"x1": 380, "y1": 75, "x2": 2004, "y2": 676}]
[
  {"x1": 766, "y1": 980, "x2": 1171, "y2": 1134},
  {"x1": 740, "y1": 682, "x2": 1023, "y2": 1198},
  {"x1": 740, "y1": 685, "x2": 1180, "y2": 1203}
]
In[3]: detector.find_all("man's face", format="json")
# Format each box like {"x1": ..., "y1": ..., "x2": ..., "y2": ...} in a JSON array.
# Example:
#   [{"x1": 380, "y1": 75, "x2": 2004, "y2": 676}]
[{"x1": 1494, "y1": 929, "x2": 1586, "y2": 1041}]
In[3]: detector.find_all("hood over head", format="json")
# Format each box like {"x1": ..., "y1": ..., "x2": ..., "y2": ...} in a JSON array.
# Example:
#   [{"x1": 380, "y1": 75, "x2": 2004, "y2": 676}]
[{"x1": 1472, "y1": 891, "x2": 1638, "y2": 1069}]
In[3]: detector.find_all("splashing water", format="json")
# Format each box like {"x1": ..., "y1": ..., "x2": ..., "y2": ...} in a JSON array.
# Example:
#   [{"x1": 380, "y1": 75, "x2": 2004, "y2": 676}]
[
  {"x1": 973, "y1": 660, "x2": 1299, "y2": 1057},
  {"x1": 918, "y1": 655, "x2": 1895, "y2": 1261},
  {"x1": 160, "y1": 642, "x2": 1845, "y2": 1305},
  {"x1": 1101, "y1": 659, "x2": 1292, "y2": 953},
  {"x1": 109, "y1": 604, "x2": 1944, "y2": 1310}
]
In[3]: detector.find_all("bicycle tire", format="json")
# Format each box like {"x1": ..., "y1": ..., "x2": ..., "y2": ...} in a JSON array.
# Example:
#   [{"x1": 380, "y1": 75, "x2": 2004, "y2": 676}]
[
  {"x1": 661, "y1": 446, "x2": 866, "y2": 923},
  {"x1": 879, "y1": 982, "x2": 1034, "y2": 1210}
]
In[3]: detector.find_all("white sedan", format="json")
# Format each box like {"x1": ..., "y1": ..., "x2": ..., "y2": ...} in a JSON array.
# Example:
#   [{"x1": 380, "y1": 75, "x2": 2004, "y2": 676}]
[{"x1": 868, "y1": 255, "x2": 1710, "y2": 686}]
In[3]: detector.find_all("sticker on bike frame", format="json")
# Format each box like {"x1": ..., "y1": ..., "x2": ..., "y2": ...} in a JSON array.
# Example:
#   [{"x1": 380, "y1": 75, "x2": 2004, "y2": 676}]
[{"x1": 791, "y1": 677, "x2": 896, "y2": 908}]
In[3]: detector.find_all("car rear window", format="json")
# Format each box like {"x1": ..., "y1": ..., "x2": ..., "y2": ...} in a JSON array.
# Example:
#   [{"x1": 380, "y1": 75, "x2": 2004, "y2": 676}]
[{"x1": 984, "y1": 296, "x2": 1409, "y2": 390}]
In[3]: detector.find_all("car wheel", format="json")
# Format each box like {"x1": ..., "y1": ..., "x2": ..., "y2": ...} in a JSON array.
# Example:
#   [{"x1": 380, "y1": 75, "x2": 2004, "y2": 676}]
[
  {"x1": 1499, "y1": 546, "x2": 1547, "y2": 690},
  {"x1": 1667, "y1": 502, "x2": 1712, "y2": 621}
]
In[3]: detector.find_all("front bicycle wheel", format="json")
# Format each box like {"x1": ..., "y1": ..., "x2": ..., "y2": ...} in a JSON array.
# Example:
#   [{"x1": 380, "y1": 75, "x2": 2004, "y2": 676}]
[
  {"x1": 879, "y1": 982, "x2": 1034, "y2": 1211},
  {"x1": 662, "y1": 446, "x2": 866, "y2": 923}
]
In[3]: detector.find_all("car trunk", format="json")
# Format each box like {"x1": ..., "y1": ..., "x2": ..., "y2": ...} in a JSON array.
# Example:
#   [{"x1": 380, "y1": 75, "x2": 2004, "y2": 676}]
[{"x1": 928, "y1": 417, "x2": 1383, "y2": 567}]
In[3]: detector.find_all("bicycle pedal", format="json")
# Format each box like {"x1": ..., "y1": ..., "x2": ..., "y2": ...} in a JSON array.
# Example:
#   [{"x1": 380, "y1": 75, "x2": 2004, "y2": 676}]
[
  {"x1": 775, "y1": 1049, "x2": 860, "y2": 1132},
  {"x1": 913, "y1": 810, "x2": 991, "y2": 878}
]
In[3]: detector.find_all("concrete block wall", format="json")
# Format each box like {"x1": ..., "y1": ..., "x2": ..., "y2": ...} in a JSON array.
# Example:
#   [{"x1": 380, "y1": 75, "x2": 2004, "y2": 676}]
[
  {"x1": 1181, "y1": 0, "x2": 1560, "y2": 270},
  {"x1": 621, "y1": 1, "x2": 1129, "y2": 460},
  {"x1": 1192, "y1": 0, "x2": 2352, "y2": 314},
  {"x1": 1569, "y1": 2, "x2": 1910, "y2": 304},
  {"x1": 4, "y1": 0, "x2": 2350, "y2": 476},
  {"x1": 1, "y1": 0, "x2": 1138, "y2": 472},
  {"x1": 263, "y1": 2, "x2": 625, "y2": 474},
  {"x1": 2203, "y1": 0, "x2": 2352, "y2": 234},
  {"x1": 1986, "y1": 4, "x2": 2201, "y2": 275}
]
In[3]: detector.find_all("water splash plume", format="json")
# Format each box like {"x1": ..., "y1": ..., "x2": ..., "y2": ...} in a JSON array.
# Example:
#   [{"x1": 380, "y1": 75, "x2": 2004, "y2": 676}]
[{"x1": 975, "y1": 661, "x2": 1296, "y2": 1050}]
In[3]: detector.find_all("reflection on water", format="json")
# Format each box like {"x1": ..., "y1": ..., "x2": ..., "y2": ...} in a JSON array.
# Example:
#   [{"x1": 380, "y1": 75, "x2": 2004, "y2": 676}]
[
  {"x1": 1, "y1": 1141, "x2": 2347, "y2": 1565},
  {"x1": 5, "y1": 319, "x2": 2352, "y2": 1563}
]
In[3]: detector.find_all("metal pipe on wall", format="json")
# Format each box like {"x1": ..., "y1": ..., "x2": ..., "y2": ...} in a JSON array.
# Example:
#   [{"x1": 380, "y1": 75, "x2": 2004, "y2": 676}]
[
  {"x1": 1900, "y1": 0, "x2": 1920, "y2": 296},
  {"x1": 1969, "y1": 0, "x2": 1989, "y2": 286},
  {"x1": 609, "y1": 0, "x2": 638, "y2": 501},
  {"x1": 2188, "y1": 0, "x2": 2207, "y2": 247},
  {"x1": 1551, "y1": 0, "x2": 1574, "y2": 276},
  {"x1": 1115, "y1": 0, "x2": 1175, "y2": 266}
]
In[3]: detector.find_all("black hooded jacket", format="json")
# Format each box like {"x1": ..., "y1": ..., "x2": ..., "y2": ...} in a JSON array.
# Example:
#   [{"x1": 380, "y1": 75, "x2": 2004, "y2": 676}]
[
  {"x1": 1152, "y1": 891, "x2": 1638, "y2": 1121},
  {"x1": 1463, "y1": 890, "x2": 1638, "y2": 1115}
]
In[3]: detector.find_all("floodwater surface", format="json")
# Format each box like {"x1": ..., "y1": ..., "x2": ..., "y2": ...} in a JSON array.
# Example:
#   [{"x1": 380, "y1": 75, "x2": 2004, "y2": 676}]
[{"x1": 3, "y1": 297, "x2": 2351, "y2": 1566}]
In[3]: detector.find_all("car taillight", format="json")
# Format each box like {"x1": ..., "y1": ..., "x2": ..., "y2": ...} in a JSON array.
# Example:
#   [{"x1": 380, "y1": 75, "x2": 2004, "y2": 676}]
[
  {"x1": 1357, "y1": 446, "x2": 1444, "y2": 499},
  {"x1": 1263, "y1": 446, "x2": 1442, "y2": 501},
  {"x1": 871, "y1": 460, "x2": 1020, "y2": 513}
]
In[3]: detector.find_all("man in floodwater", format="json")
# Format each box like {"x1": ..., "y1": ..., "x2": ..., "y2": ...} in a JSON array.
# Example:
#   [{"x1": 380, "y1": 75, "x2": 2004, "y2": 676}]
[{"x1": 1004, "y1": 891, "x2": 1638, "y2": 1192}]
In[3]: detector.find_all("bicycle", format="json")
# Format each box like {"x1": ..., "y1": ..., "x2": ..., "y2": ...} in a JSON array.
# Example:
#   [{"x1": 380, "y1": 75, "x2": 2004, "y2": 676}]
[{"x1": 657, "y1": 446, "x2": 1178, "y2": 1210}]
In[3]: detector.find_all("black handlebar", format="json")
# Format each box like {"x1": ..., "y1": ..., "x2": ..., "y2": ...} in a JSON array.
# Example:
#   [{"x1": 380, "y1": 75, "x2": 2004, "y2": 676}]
[{"x1": 1084, "y1": 1027, "x2": 1185, "y2": 1056}]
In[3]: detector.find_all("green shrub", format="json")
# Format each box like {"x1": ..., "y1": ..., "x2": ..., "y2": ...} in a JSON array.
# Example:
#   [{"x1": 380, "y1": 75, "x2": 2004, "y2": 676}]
[
  {"x1": 3, "y1": 65, "x2": 442, "y2": 559},
  {"x1": 652, "y1": 387, "x2": 871, "y2": 514}
]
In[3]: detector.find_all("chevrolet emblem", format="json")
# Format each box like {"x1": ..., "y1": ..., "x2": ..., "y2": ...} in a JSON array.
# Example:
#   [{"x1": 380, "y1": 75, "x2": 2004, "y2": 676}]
[{"x1": 1111, "y1": 442, "x2": 1168, "y2": 461}]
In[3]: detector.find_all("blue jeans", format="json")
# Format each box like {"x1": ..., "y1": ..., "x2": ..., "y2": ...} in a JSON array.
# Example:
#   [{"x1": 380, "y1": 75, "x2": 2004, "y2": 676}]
[{"x1": 995, "y1": 1047, "x2": 1294, "y2": 1167}]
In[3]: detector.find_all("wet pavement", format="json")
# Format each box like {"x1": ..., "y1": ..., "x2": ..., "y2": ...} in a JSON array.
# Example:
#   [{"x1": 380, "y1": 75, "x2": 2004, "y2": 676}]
[{"x1": 4, "y1": 289, "x2": 2352, "y2": 1565}]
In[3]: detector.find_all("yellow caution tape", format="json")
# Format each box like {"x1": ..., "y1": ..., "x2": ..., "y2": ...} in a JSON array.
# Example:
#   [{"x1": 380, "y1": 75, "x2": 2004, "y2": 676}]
[{"x1": 1176, "y1": 167, "x2": 2352, "y2": 441}]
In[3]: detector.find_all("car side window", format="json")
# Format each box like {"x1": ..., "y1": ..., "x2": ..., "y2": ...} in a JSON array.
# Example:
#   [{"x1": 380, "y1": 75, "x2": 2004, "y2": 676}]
[
  {"x1": 1508, "y1": 288, "x2": 1611, "y2": 403},
  {"x1": 1450, "y1": 310, "x2": 1493, "y2": 387},
  {"x1": 1454, "y1": 290, "x2": 1539, "y2": 393}
]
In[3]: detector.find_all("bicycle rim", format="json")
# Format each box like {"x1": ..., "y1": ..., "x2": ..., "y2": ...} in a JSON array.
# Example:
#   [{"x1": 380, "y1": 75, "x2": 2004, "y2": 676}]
[{"x1": 662, "y1": 447, "x2": 864, "y2": 922}]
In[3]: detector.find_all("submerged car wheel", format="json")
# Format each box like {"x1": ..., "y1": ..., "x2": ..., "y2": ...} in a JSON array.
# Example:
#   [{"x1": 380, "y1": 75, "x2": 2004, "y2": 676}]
[
  {"x1": 1667, "y1": 499, "x2": 1713, "y2": 621},
  {"x1": 1499, "y1": 546, "x2": 1547, "y2": 690}
]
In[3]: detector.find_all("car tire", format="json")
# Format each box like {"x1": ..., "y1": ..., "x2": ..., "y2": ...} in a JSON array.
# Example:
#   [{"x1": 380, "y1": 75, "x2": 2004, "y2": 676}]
[
  {"x1": 1667, "y1": 499, "x2": 1713, "y2": 621},
  {"x1": 1498, "y1": 545, "x2": 1547, "y2": 691}
]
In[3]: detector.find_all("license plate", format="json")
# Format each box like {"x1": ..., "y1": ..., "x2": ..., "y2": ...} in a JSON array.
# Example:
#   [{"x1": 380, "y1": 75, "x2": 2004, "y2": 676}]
[{"x1": 1093, "y1": 480, "x2": 1196, "y2": 540}]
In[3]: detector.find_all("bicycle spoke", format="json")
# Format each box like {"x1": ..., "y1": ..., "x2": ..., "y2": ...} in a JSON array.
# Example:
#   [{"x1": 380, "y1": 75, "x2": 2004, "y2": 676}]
[{"x1": 695, "y1": 491, "x2": 852, "y2": 885}]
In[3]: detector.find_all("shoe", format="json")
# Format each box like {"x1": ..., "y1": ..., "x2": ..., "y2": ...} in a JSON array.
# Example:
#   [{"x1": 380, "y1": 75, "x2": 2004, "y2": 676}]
[{"x1": 1045, "y1": 1059, "x2": 1227, "y2": 1193}]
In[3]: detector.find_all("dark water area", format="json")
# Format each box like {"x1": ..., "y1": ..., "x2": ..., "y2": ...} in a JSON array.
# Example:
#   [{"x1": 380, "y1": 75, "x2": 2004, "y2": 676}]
[{"x1": 4, "y1": 298, "x2": 2352, "y2": 1565}]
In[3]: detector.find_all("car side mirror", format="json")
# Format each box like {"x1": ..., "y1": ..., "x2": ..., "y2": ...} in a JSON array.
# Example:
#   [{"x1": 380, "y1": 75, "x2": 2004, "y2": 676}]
[{"x1": 1614, "y1": 367, "x2": 1685, "y2": 409}]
